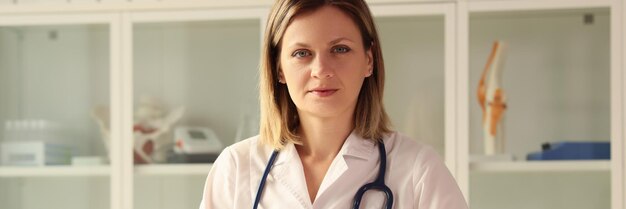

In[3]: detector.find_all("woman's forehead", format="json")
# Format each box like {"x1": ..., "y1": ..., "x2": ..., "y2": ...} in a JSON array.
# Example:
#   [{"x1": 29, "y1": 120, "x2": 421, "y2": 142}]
[{"x1": 281, "y1": 5, "x2": 362, "y2": 47}]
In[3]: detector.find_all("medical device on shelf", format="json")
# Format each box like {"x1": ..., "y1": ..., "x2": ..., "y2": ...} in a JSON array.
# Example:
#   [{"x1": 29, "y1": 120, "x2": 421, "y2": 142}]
[
  {"x1": 169, "y1": 126, "x2": 223, "y2": 163},
  {"x1": 174, "y1": 126, "x2": 223, "y2": 154}
]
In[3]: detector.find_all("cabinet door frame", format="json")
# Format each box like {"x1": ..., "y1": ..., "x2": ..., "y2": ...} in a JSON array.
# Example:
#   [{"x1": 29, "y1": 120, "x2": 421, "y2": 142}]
[
  {"x1": 463, "y1": 0, "x2": 624, "y2": 208},
  {"x1": 368, "y1": 1, "x2": 466, "y2": 199},
  {"x1": 122, "y1": 7, "x2": 268, "y2": 209},
  {"x1": 0, "y1": 12, "x2": 122, "y2": 209},
  {"x1": 611, "y1": 0, "x2": 625, "y2": 208}
]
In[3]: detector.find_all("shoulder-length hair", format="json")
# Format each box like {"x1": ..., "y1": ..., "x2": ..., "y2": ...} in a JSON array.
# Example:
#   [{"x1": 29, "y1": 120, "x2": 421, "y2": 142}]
[{"x1": 259, "y1": 0, "x2": 391, "y2": 150}]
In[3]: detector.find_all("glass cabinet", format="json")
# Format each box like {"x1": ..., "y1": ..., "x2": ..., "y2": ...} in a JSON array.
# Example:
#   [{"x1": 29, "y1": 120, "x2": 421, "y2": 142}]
[
  {"x1": 376, "y1": 13, "x2": 447, "y2": 156},
  {"x1": 126, "y1": 4, "x2": 455, "y2": 209},
  {"x1": 0, "y1": 14, "x2": 116, "y2": 209},
  {"x1": 466, "y1": 5, "x2": 612, "y2": 209},
  {"x1": 128, "y1": 9, "x2": 265, "y2": 209},
  {"x1": 0, "y1": 1, "x2": 623, "y2": 209}
]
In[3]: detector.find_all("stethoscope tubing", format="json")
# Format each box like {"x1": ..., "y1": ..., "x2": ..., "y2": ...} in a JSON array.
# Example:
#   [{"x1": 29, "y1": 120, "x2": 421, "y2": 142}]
[
  {"x1": 352, "y1": 141, "x2": 393, "y2": 209},
  {"x1": 253, "y1": 149, "x2": 279, "y2": 209},
  {"x1": 253, "y1": 140, "x2": 393, "y2": 209}
]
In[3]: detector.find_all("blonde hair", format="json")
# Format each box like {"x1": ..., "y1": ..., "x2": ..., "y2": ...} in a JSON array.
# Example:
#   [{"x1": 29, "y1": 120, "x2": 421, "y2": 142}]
[{"x1": 259, "y1": 0, "x2": 391, "y2": 150}]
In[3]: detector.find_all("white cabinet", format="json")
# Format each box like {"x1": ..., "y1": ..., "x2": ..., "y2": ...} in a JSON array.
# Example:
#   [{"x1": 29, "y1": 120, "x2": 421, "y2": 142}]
[
  {"x1": 372, "y1": 3, "x2": 453, "y2": 162},
  {"x1": 127, "y1": 8, "x2": 266, "y2": 209},
  {"x1": 0, "y1": 1, "x2": 623, "y2": 209},
  {"x1": 461, "y1": 1, "x2": 621, "y2": 209},
  {"x1": 131, "y1": 17, "x2": 263, "y2": 149},
  {"x1": 0, "y1": 13, "x2": 118, "y2": 209}
]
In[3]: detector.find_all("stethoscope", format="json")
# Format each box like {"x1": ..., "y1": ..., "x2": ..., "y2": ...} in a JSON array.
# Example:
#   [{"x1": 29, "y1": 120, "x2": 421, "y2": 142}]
[{"x1": 253, "y1": 141, "x2": 393, "y2": 209}]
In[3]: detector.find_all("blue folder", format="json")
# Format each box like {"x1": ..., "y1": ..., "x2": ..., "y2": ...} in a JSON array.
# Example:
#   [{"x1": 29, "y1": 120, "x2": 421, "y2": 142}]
[{"x1": 527, "y1": 142, "x2": 610, "y2": 160}]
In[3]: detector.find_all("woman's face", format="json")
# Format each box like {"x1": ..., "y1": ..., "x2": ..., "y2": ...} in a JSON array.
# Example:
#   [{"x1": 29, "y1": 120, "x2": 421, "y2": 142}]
[{"x1": 279, "y1": 5, "x2": 373, "y2": 119}]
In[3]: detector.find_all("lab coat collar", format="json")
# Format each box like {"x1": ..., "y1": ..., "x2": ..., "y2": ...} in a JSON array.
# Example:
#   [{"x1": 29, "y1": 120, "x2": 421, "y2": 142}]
[
  {"x1": 313, "y1": 132, "x2": 376, "y2": 202},
  {"x1": 267, "y1": 131, "x2": 378, "y2": 207},
  {"x1": 272, "y1": 131, "x2": 376, "y2": 167},
  {"x1": 273, "y1": 140, "x2": 296, "y2": 166},
  {"x1": 341, "y1": 131, "x2": 376, "y2": 160}
]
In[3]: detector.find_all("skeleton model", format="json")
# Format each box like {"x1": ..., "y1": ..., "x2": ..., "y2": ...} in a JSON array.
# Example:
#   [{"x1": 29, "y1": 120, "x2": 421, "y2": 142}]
[
  {"x1": 92, "y1": 96, "x2": 184, "y2": 163},
  {"x1": 478, "y1": 41, "x2": 508, "y2": 155}
]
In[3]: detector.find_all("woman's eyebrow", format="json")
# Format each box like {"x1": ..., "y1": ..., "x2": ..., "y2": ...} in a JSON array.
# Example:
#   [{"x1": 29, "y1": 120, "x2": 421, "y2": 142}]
[
  {"x1": 329, "y1": 37, "x2": 354, "y2": 45},
  {"x1": 291, "y1": 42, "x2": 310, "y2": 48},
  {"x1": 286, "y1": 37, "x2": 355, "y2": 49}
]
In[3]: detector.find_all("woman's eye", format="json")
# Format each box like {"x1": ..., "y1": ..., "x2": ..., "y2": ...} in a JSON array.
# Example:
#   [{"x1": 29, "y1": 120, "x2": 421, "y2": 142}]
[
  {"x1": 292, "y1": 50, "x2": 311, "y2": 58},
  {"x1": 333, "y1": 46, "x2": 351, "y2": 53}
]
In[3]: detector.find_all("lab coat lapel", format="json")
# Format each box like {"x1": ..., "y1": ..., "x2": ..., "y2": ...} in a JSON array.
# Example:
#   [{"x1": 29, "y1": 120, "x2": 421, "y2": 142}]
[
  {"x1": 271, "y1": 143, "x2": 313, "y2": 208},
  {"x1": 313, "y1": 135, "x2": 355, "y2": 201},
  {"x1": 260, "y1": 133, "x2": 377, "y2": 208},
  {"x1": 313, "y1": 133, "x2": 376, "y2": 205}
]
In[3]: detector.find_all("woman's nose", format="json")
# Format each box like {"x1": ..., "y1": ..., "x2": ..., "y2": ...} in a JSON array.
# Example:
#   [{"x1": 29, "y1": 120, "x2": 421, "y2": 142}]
[{"x1": 310, "y1": 53, "x2": 335, "y2": 79}]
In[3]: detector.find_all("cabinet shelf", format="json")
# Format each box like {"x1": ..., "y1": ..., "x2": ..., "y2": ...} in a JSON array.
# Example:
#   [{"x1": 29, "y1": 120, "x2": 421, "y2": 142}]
[
  {"x1": 0, "y1": 165, "x2": 110, "y2": 177},
  {"x1": 470, "y1": 160, "x2": 610, "y2": 173},
  {"x1": 134, "y1": 164, "x2": 212, "y2": 176}
]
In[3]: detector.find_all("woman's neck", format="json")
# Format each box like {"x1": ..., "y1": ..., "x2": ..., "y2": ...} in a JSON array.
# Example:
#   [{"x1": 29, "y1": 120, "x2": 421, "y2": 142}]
[
  {"x1": 295, "y1": 112, "x2": 353, "y2": 162},
  {"x1": 294, "y1": 109, "x2": 355, "y2": 204}
]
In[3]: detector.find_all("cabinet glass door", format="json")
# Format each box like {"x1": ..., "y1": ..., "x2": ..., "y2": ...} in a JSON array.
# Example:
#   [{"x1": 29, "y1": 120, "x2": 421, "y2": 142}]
[
  {"x1": 132, "y1": 16, "x2": 262, "y2": 209},
  {"x1": 0, "y1": 22, "x2": 112, "y2": 209},
  {"x1": 468, "y1": 8, "x2": 611, "y2": 209},
  {"x1": 373, "y1": 5, "x2": 449, "y2": 158},
  {"x1": 376, "y1": 15, "x2": 446, "y2": 156}
]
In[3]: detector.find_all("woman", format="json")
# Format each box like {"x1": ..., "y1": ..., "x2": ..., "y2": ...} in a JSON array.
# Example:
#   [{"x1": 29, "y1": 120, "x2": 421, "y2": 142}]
[{"x1": 200, "y1": 0, "x2": 468, "y2": 208}]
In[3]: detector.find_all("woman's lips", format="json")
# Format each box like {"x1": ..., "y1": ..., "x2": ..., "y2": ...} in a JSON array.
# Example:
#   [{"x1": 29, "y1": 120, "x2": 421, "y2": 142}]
[{"x1": 309, "y1": 89, "x2": 338, "y2": 97}]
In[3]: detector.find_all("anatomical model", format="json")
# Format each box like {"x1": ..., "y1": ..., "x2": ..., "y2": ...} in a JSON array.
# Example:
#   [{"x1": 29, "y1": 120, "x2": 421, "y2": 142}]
[
  {"x1": 478, "y1": 41, "x2": 508, "y2": 155},
  {"x1": 92, "y1": 96, "x2": 184, "y2": 163}
]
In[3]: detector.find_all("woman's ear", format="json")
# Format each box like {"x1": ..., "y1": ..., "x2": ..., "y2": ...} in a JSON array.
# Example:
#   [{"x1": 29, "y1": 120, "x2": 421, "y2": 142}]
[
  {"x1": 365, "y1": 47, "x2": 374, "y2": 77},
  {"x1": 278, "y1": 70, "x2": 286, "y2": 84}
]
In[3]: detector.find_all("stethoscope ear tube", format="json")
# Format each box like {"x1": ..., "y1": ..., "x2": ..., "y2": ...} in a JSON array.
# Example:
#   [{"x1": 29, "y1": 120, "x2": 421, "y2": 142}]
[{"x1": 253, "y1": 150, "x2": 280, "y2": 209}]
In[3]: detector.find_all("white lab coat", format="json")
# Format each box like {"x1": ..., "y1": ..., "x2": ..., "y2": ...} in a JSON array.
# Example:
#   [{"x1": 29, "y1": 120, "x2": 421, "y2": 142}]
[{"x1": 199, "y1": 131, "x2": 469, "y2": 209}]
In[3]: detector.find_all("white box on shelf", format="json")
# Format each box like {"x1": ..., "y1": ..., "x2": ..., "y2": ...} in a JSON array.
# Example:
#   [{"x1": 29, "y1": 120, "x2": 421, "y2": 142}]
[{"x1": 0, "y1": 141, "x2": 72, "y2": 166}]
